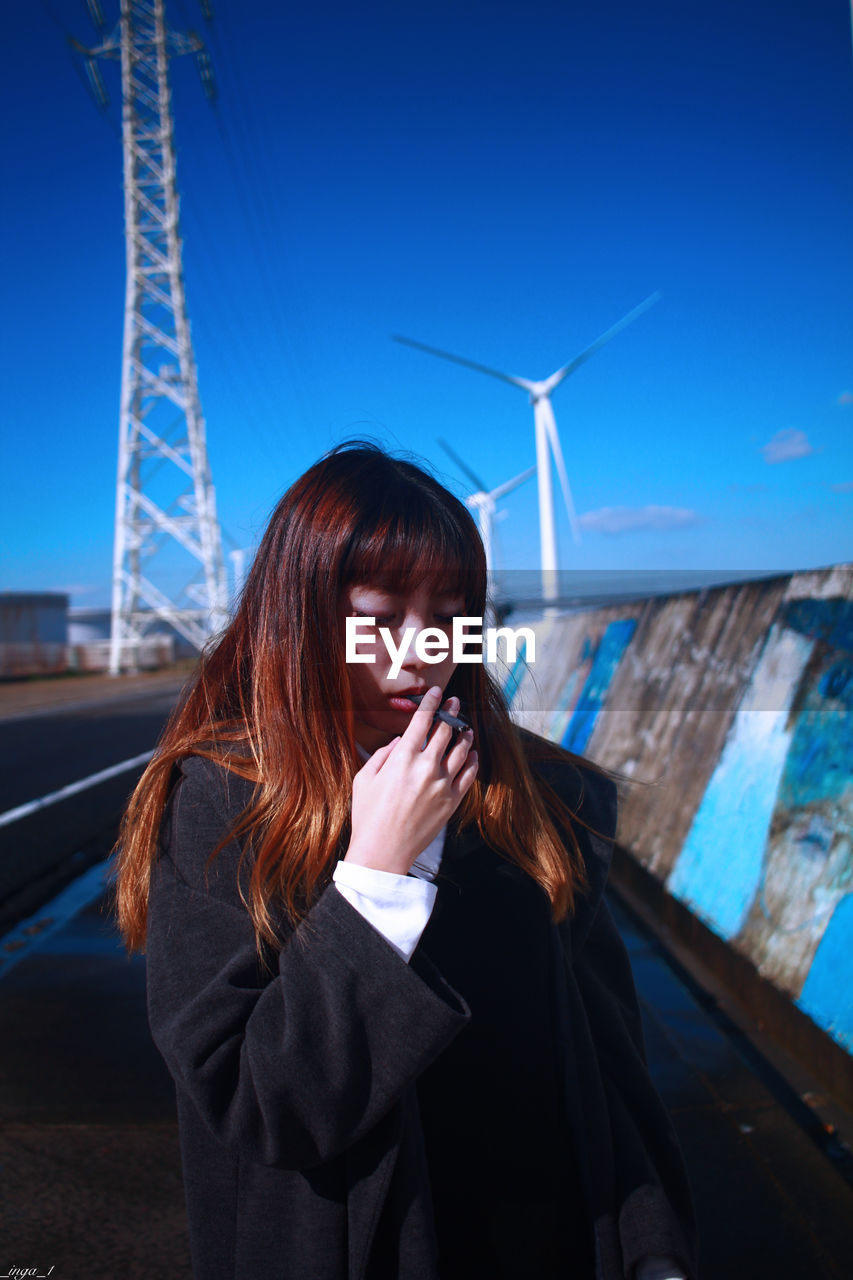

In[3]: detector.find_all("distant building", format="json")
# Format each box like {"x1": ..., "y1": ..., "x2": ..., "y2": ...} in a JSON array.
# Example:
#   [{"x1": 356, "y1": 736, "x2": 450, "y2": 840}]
[
  {"x1": 0, "y1": 593, "x2": 69, "y2": 677},
  {"x1": 68, "y1": 607, "x2": 182, "y2": 671}
]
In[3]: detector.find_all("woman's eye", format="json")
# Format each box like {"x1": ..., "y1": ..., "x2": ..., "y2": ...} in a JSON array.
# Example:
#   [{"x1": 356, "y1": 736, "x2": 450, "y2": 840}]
[{"x1": 434, "y1": 614, "x2": 456, "y2": 625}]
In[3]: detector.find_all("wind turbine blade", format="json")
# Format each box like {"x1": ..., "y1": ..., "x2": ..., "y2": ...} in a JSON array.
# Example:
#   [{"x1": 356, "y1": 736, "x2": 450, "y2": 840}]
[
  {"x1": 393, "y1": 334, "x2": 533, "y2": 392},
  {"x1": 490, "y1": 465, "x2": 537, "y2": 502},
  {"x1": 437, "y1": 437, "x2": 489, "y2": 493},
  {"x1": 544, "y1": 291, "x2": 661, "y2": 395},
  {"x1": 541, "y1": 400, "x2": 582, "y2": 546}
]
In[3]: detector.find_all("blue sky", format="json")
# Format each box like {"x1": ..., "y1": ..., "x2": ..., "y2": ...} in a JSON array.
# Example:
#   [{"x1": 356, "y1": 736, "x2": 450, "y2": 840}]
[{"x1": 3, "y1": 0, "x2": 852, "y2": 607}]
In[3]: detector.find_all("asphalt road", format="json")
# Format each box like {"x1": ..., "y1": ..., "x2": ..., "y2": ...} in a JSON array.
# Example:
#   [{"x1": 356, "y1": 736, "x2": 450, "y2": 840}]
[
  {"x1": 2, "y1": 679, "x2": 853, "y2": 1277},
  {"x1": 0, "y1": 678, "x2": 184, "y2": 929},
  {"x1": 3, "y1": 877, "x2": 853, "y2": 1279}
]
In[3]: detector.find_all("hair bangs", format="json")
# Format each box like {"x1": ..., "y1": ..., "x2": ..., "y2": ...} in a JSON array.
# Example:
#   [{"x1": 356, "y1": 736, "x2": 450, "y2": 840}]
[{"x1": 341, "y1": 485, "x2": 484, "y2": 609}]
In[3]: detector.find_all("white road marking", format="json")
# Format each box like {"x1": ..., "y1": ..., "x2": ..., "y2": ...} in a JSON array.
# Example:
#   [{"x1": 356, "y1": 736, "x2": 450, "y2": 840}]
[{"x1": 0, "y1": 751, "x2": 154, "y2": 828}]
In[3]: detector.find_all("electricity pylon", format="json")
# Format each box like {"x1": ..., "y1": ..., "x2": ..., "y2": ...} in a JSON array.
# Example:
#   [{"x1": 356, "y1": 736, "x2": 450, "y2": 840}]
[{"x1": 76, "y1": 0, "x2": 227, "y2": 674}]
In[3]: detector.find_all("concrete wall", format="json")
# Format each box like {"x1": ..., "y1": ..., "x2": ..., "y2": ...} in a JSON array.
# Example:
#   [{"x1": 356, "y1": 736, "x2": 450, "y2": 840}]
[{"x1": 509, "y1": 564, "x2": 853, "y2": 1060}]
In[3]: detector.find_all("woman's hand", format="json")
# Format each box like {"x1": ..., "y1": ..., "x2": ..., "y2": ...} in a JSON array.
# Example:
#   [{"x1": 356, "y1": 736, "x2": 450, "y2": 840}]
[{"x1": 344, "y1": 686, "x2": 478, "y2": 875}]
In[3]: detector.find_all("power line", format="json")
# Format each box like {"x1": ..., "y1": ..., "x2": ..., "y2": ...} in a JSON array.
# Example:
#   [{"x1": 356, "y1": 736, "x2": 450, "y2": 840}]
[{"x1": 203, "y1": 7, "x2": 314, "y2": 426}]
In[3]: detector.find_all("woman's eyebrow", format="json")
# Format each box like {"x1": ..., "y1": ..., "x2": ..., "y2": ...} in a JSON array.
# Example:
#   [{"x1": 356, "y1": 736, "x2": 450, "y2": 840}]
[
  {"x1": 350, "y1": 589, "x2": 398, "y2": 601},
  {"x1": 349, "y1": 581, "x2": 467, "y2": 603}
]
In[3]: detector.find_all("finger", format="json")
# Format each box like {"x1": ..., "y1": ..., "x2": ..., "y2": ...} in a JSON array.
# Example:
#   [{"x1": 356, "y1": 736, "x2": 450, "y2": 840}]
[
  {"x1": 439, "y1": 694, "x2": 471, "y2": 733},
  {"x1": 451, "y1": 750, "x2": 478, "y2": 796},
  {"x1": 360, "y1": 736, "x2": 399, "y2": 773},
  {"x1": 444, "y1": 727, "x2": 475, "y2": 778},
  {"x1": 423, "y1": 711, "x2": 454, "y2": 758},
  {"x1": 401, "y1": 685, "x2": 443, "y2": 750}
]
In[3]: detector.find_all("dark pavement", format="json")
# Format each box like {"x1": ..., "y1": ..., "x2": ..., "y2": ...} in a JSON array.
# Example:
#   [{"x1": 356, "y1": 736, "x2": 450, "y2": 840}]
[
  {"x1": 610, "y1": 893, "x2": 853, "y2": 1279},
  {"x1": 1, "y1": 871, "x2": 852, "y2": 1278},
  {"x1": 0, "y1": 878, "x2": 188, "y2": 1275},
  {"x1": 0, "y1": 675, "x2": 184, "y2": 929}
]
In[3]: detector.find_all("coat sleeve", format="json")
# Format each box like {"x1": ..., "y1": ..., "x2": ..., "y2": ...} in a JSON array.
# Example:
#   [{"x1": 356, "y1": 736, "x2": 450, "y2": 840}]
[
  {"x1": 145, "y1": 757, "x2": 470, "y2": 1171},
  {"x1": 564, "y1": 768, "x2": 699, "y2": 1279}
]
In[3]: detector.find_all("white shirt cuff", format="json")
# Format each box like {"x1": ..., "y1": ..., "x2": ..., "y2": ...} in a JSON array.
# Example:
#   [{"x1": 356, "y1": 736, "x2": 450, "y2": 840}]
[
  {"x1": 332, "y1": 861, "x2": 438, "y2": 963},
  {"x1": 635, "y1": 1256, "x2": 688, "y2": 1280}
]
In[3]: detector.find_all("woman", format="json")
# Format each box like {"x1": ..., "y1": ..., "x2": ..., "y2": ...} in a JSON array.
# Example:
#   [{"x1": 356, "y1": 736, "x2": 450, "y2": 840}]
[{"x1": 116, "y1": 442, "x2": 697, "y2": 1280}]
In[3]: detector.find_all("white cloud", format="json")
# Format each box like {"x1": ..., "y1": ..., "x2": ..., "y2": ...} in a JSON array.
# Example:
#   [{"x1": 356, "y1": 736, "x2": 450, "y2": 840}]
[
  {"x1": 760, "y1": 428, "x2": 814, "y2": 464},
  {"x1": 578, "y1": 505, "x2": 699, "y2": 536}
]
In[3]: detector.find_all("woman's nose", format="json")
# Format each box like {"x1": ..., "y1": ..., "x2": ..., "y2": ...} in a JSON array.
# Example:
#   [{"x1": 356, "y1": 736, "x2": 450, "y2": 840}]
[{"x1": 397, "y1": 614, "x2": 439, "y2": 667}]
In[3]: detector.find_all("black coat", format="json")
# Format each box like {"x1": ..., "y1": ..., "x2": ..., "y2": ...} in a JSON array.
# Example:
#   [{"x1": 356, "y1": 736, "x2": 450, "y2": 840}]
[{"x1": 146, "y1": 746, "x2": 697, "y2": 1280}]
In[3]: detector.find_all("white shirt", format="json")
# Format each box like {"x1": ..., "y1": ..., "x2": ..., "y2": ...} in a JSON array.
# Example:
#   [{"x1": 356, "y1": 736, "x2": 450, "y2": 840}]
[{"x1": 332, "y1": 825, "x2": 444, "y2": 962}]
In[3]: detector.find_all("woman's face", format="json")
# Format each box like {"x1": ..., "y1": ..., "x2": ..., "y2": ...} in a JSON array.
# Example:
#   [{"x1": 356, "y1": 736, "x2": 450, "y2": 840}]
[{"x1": 341, "y1": 581, "x2": 466, "y2": 753}]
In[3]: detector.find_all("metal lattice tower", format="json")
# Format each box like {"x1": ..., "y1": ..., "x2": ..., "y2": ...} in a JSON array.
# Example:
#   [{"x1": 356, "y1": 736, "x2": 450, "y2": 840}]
[{"x1": 80, "y1": 0, "x2": 227, "y2": 674}]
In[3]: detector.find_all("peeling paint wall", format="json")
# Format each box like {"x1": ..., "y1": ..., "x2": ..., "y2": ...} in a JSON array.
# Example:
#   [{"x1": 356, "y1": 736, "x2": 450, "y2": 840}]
[{"x1": 509, "y1": 565, "x2": 853, "y2": 1057}]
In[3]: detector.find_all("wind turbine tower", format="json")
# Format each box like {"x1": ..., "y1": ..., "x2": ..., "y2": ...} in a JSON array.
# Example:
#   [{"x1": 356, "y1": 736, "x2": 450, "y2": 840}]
[
  {"x1": 437, "y1": 438, "x2": 534, "y2": 580},
  {"x1": 395, "y1": 293, "x2": 659, "y2": 603},
  {"x1": 76, "y1": 0, "x2": 227, "y2": 674}
]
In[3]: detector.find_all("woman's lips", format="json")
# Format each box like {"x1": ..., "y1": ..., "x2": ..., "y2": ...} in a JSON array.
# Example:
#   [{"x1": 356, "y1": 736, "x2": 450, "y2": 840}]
[{"x1": 386, "y1": 693, "x2": 423, "y2": 712}]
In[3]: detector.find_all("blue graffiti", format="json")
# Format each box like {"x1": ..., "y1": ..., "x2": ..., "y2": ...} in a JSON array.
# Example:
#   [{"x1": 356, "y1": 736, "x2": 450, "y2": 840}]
[
  {"x1": 778, "y1": 659, "x2": 853, "y2": 810},
  {"x1": 666, "y1": 625, "x2": 815, "y2": 940},
  {"x1": 783, "y1": 598, "x2": 853, "y2": 654},
  {"x1": 561, "y1": 618, "x2": 636, "y2": 754},
  {"x1": 820, "y1": 662, "x2": 853, "y2": 703},
  {"x1": 797, "y1": 893, "x2": 853, "y2": 1052}
]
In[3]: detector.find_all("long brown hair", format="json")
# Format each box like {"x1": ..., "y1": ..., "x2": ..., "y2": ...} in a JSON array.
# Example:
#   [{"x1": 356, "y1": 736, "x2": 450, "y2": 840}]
[{"x1": 116, "y1": 441, "x2": 588, "y2": 951}]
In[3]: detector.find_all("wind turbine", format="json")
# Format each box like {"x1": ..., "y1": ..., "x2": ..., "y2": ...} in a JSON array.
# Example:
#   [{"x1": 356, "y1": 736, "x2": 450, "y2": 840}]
[
  {"x1": 395, "y1": 292, "x2": 660, "y2": 602},
  {"x1": 437, "y1": 437, "x2": 535, "y2": 580}
]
